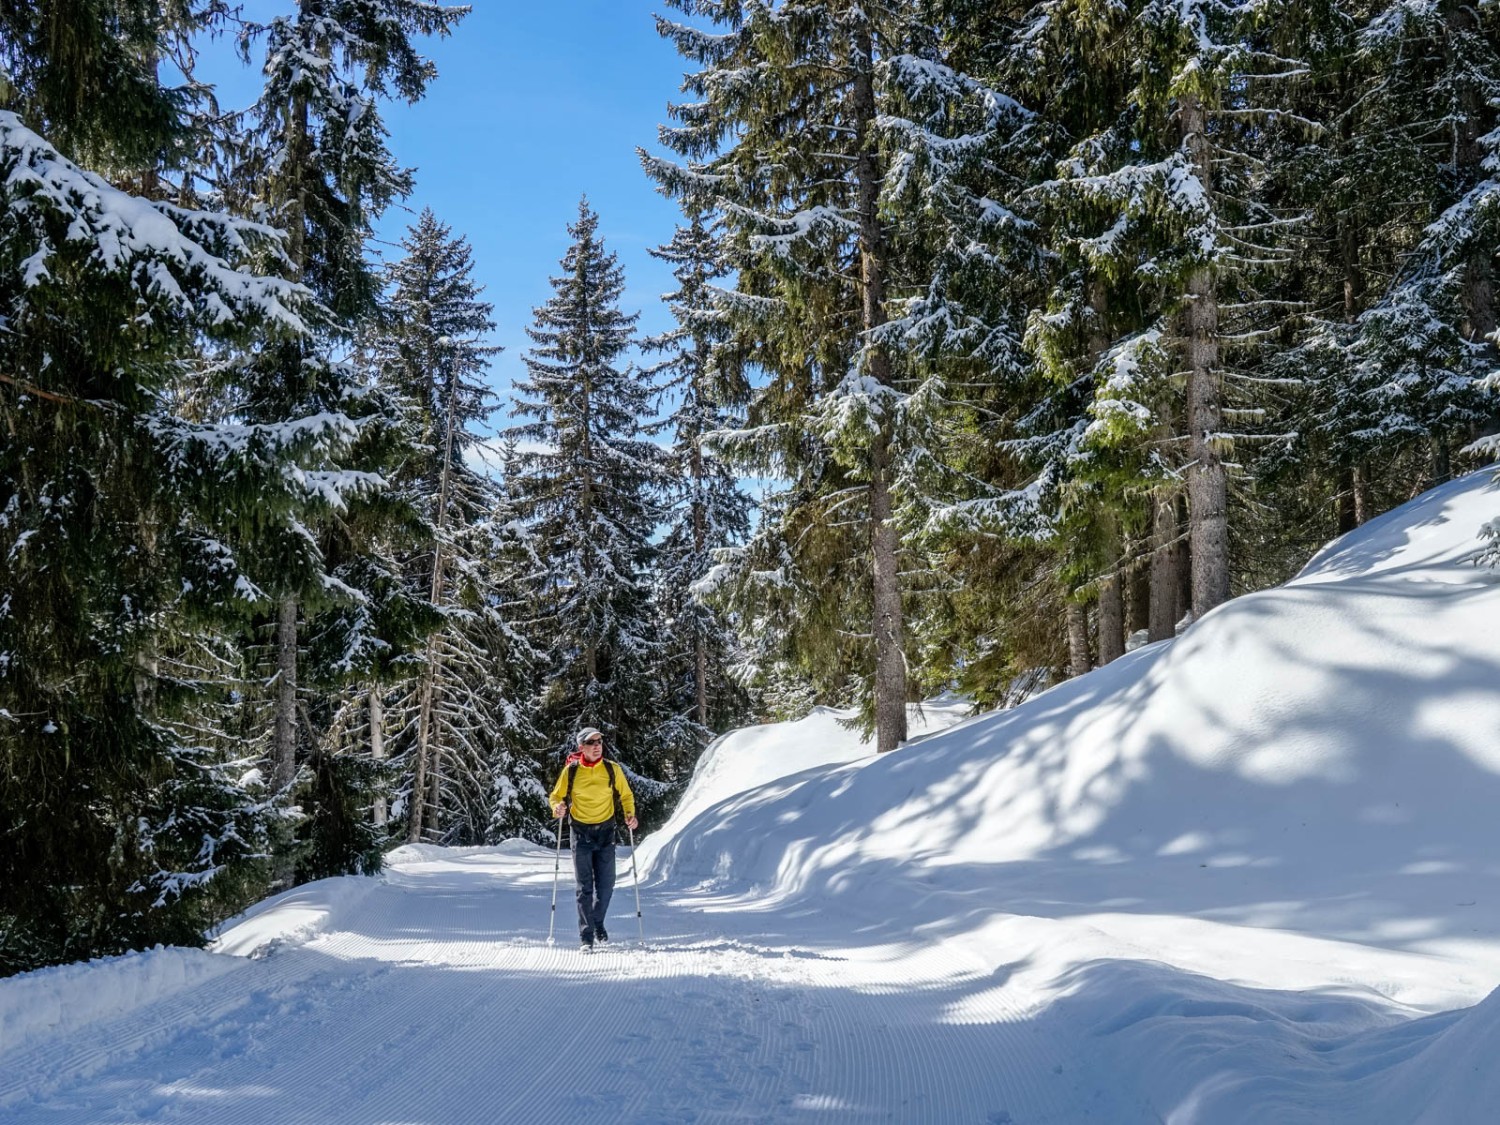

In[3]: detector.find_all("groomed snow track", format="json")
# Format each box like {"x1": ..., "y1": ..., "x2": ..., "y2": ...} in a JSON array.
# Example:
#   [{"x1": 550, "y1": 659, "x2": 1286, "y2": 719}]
[{"x1": 0, "y1": 846, "x2": 1107, "y2": 1124}]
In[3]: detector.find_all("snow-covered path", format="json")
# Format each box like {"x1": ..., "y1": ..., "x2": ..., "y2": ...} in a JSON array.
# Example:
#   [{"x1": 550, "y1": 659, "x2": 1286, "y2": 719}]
[{"x1": 0, "y1": 846, "x2": 1108, "y2": 1125}]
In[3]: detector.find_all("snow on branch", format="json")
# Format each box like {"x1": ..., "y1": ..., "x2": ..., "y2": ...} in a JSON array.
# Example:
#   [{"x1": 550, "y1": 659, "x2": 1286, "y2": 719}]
[
  {"x1": 0, "y1": 112, "x2": 310, "y2": 336},
  {"x1": 879, "y1": 55, "x2": 1031, "y2": 131},
  {"x1": 925, "y1": 477, "x2": 1051, "y2": 541},
  {"x1": 738, "y1": 203, "x2": 857, "y2": 259},
  {"x1": 1084, "y1": 329, "x2": 1169, "y2": 446}
]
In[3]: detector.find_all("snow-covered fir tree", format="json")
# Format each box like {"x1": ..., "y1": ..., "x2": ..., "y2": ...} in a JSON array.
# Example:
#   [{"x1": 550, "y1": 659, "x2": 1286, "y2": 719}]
[
  {"x1": 359, "y1": 209, "x2": 542, "y2": 844},
  {"x1": 648, "y1": 0, "x2": 1034, "y2": 750},
  {"x1": 641, "y1": 209, "x2": 754, "y2": 777},
  {"x1": 981, "y1": 0, "x2": 1312, "y2": 670},
  {"x1": 1344, "y1": 1, "x2": 1499, "y2": 481},
  {"x1": 503, "y1": 200, "x2": 669, "y2": 784},
  {"x1": 0, "y1": 104, "x2": 314, "y2": 970},
  {"x1": 225, "y1": 0, "x2": 466, "y2": 882}
]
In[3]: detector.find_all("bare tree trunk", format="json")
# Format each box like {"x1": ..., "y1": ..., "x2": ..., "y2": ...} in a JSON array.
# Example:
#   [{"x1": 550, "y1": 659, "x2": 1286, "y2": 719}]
[
  {"x1": 1341, "y1": 220, "x2": 1365, "y2": 325},
  {"x1": 853, "y1": 15, "x2": 906, "y2": 753},
  {"x1": 1353, "y1": 465, "x2": 1372, "y2": 526},
  {"x1": 409, "y1": 346, "x2": 464, "y2": 842},
  {"x1": 273, "y1": 599, "x2": 299, "y2": 791},
  {"x1": 691, "y1": 445, "x2": 709, "y2": 731},
  {"x1": 1432, "y1": 433, "x2": 1452, "y2": 486},
  {"x1": 1127, "y1": 541, "x2": 1151, "y2": 639},
  {"x1": 1338, "y1": 204, "x2": 1376, "y2": 534},
  {"x1": 428, "y1": 744, "x2": 443, "y2": 841},
  {"x1": 1179, "y1": 92, "x2": 1230, "y2": 618},
  {"x1": 1344, "y1": 468, "x2": 1368, "y2": 534},
  {"x1": 273, "y1": 597, "x2": 298, "y2": 885},
  {"x1": 407, "y1": 679, "x2": 431, "y2": 842},
  {"x1": 1149, "y1": 494, "x2": 1177, "y2": 642},
  {"x1": 1084, "y1": 280, "x2": 1125, "y2": 665},
  {"x1": 1098, "y1": 568, "x2": 1124, "y2": 665},
  {"x1": 1067, "y1": 602, "x2": 1092, "y2": 678},
  {"x1": 1176, "y1": 492, "x2": 1193, "y2": 624},
  {"x1": 1466, "y1": 259, "x2": 1497, "y2": 346},
  {"x1": 370, "y1": 687, "x2": 386, "y2": 827}
]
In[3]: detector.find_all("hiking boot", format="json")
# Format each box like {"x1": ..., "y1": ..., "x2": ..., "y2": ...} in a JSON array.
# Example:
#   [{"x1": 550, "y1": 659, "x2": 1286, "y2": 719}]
[
  {"x1": 579, "y1": 941, "x2": 594, "y2": 953},
  {"x1": 596, "y1": 928, "x2": 609, "y2": 945}
]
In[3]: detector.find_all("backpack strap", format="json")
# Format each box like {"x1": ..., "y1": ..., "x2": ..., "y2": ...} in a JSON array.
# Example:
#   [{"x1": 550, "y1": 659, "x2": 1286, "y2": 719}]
[{"x1": 603, "y1": 760, "x2": 624, "y2": 823}]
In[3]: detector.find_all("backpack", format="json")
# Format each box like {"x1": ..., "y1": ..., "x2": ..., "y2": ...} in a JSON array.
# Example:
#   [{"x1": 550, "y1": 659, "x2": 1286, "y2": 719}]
[{"x1": 564, "y1": 753, "x2": 625, "y2": 825}]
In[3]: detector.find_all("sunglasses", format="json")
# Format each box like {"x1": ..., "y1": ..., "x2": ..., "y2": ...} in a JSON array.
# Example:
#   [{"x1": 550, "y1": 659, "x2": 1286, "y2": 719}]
[{"x1": 582, "y1": 736, "x2": 603, "y2": 745}]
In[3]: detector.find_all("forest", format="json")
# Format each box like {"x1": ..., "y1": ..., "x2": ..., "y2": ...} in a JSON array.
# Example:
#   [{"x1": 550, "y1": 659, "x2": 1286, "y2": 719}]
[{"x1": 1, "y1": 0, "x2": 1496, "y2": 976}]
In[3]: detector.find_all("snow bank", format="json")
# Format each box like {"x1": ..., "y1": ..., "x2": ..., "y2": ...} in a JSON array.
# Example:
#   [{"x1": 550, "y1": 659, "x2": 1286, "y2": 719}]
[
  {"x1": 644, "y1": 694, "x2": 972, "y2": 860},
  {"x1": 0, "y1": 946, "x2": 238, "y2": 1051},
  {"x1": 1375, "y1": 983, "x2": 1500, "y2": 1123},
  {"x1": 210, "y1": 874, "x2": 380, "y2": 958},
  {"x1": 646, "y1": 470, "x2": 1500, "y2": 1005}
]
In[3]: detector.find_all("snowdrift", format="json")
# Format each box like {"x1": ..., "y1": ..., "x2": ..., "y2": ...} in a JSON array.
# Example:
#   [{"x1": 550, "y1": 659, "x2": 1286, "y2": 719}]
[
  {"x1": 644, "y1": 471, "x2": 1500, "y2": 970},
  {"x1": 641, "y1": 469, "x2": 1500, "y2": 1120}
]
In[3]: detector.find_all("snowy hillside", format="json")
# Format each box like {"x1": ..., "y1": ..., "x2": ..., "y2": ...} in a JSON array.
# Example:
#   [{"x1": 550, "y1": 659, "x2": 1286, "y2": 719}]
[{"x1": 4, "y1": 471, "x2": 1500, "y2": 1123}]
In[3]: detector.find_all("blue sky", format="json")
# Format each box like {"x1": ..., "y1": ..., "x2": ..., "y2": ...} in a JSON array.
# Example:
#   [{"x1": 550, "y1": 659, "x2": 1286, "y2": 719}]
[{"x1": 202, "y1": 1, "x2": 691, "y2": 422}]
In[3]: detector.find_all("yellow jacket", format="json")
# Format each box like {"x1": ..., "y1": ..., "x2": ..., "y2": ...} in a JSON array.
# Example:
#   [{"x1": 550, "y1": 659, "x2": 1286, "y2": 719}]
[{"x1": 550, "y1": 758, "x2": 636, "y2": 825}]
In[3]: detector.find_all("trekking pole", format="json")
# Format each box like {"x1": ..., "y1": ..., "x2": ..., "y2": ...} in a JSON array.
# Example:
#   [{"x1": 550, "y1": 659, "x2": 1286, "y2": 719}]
[
  {"x1": 547, "y1": 810, "x2": 565, "y2": 945},
  {"x1": 627, "y1": 823, "x2": 644, "y2": 943}
]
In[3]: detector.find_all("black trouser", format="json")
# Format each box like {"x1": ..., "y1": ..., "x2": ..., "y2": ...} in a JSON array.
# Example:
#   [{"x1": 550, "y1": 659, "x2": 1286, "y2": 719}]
[{"x1": 571, "y1": 818, "x2": 616, "y2": 943}]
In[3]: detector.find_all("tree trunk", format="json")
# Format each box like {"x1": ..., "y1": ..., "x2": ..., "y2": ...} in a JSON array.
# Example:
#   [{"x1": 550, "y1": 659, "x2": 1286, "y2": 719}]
[
  {"x1": 1341, "y1": 218, "x2": 1365, "y2": 325},
  {"x1": 1336, "y1": 467, "x2": 1357, "y2": 535},
  {"x1": 1353, "y1": 464, "x2": 1372, "y2": 525},
  {"x1": 1127, "y1": 541, "x2": 1151, "y2": 638},
  {"x1": 1149, "y1": 494, "x2": 1177, "y2": 642},
  {"x1": 273, "y1": 598, "x2": 299, "y2": 792},
  {"x1": 370, "y1": 687, "x2": 386, "y2": 828},
  {"x1": 1098, "y1": 568, "x2": 1124, "y2": 665},
  {"x1": 265, "y1": 78, "x2": 313, "y2": 881},
  {"x1": 580, "y1": 347, "x2": 598, "y2": 686},
  {"x1": 1466, "y1": 258, "x2": 1497, "y2": 345},
  {"x1": 1179, "y1": 92, "x2": 1230, "y2": 618},
  {"x1": 1067, "y1": 602, "x2": 1092, "y2": 678},
  {"x1": 852, "y1": 14, "x2": 906, "y2": 753},
  {"x1": 1085, "y1": 280, "x2": 1125, "y2": 665},
  {"x1": 691, "y1": 443, "x2": 709, "y2": 731},
  {"x1": 273, "y1": 597, "x2": 298, "y2": 885},
  {"x1": 1340, "y1": 203, "x2": 1373, "y2": 535},
  {"x1": 1432, "y1": 434, "x2": 1452, "y2": 486},
  {"x1": 1176, "y1": 492, "x2": 1193, "y2": 624},
  {"x1": 409, "y1": 358, "x2": 462, "y2": 842},
  {"x1": 407, "y1": 676, "x2": 430, "y2": 842}
]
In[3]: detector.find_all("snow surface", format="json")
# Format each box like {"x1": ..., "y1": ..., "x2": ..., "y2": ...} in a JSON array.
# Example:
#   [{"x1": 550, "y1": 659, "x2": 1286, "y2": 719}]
[{"x1": 5, "y1": 472, "x2": 1500, "y2": 1121}]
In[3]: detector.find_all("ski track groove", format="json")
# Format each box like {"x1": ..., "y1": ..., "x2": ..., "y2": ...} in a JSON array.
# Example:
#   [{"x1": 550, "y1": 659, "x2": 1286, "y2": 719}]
[{"x1": 0, "y1": 855, "x2": 1099, "y2": 1124}]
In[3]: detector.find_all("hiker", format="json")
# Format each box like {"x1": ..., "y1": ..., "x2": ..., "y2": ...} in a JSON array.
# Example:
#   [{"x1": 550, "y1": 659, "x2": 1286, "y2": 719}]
[{"x1": 550, "y1": 727, "x2": 638, "y2": 951}]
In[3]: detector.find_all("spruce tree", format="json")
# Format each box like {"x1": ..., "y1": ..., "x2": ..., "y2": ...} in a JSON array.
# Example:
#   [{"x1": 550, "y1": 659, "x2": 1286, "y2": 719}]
[
  {"x1": 229, "y1": 0, "x2": 465, "y2": 880},
  {"x1": 362, "y1": 209, "x2": 542, "y2": 843},
  {"x1": 0, "y1": 108, "x2": 315, "y2": 971},
  {"x1": 642, "y1": 209, "x2": 754, "y2": 775},
  {"x1": 1344, "y1": 1, "x2": 1500, "y2": 480},
  {"x1": 648, "y1": 0, "x2": 1034, "y2": 749},
  {"x1": 503, "y1": 200, "x2": 667, "y2": 777}
]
